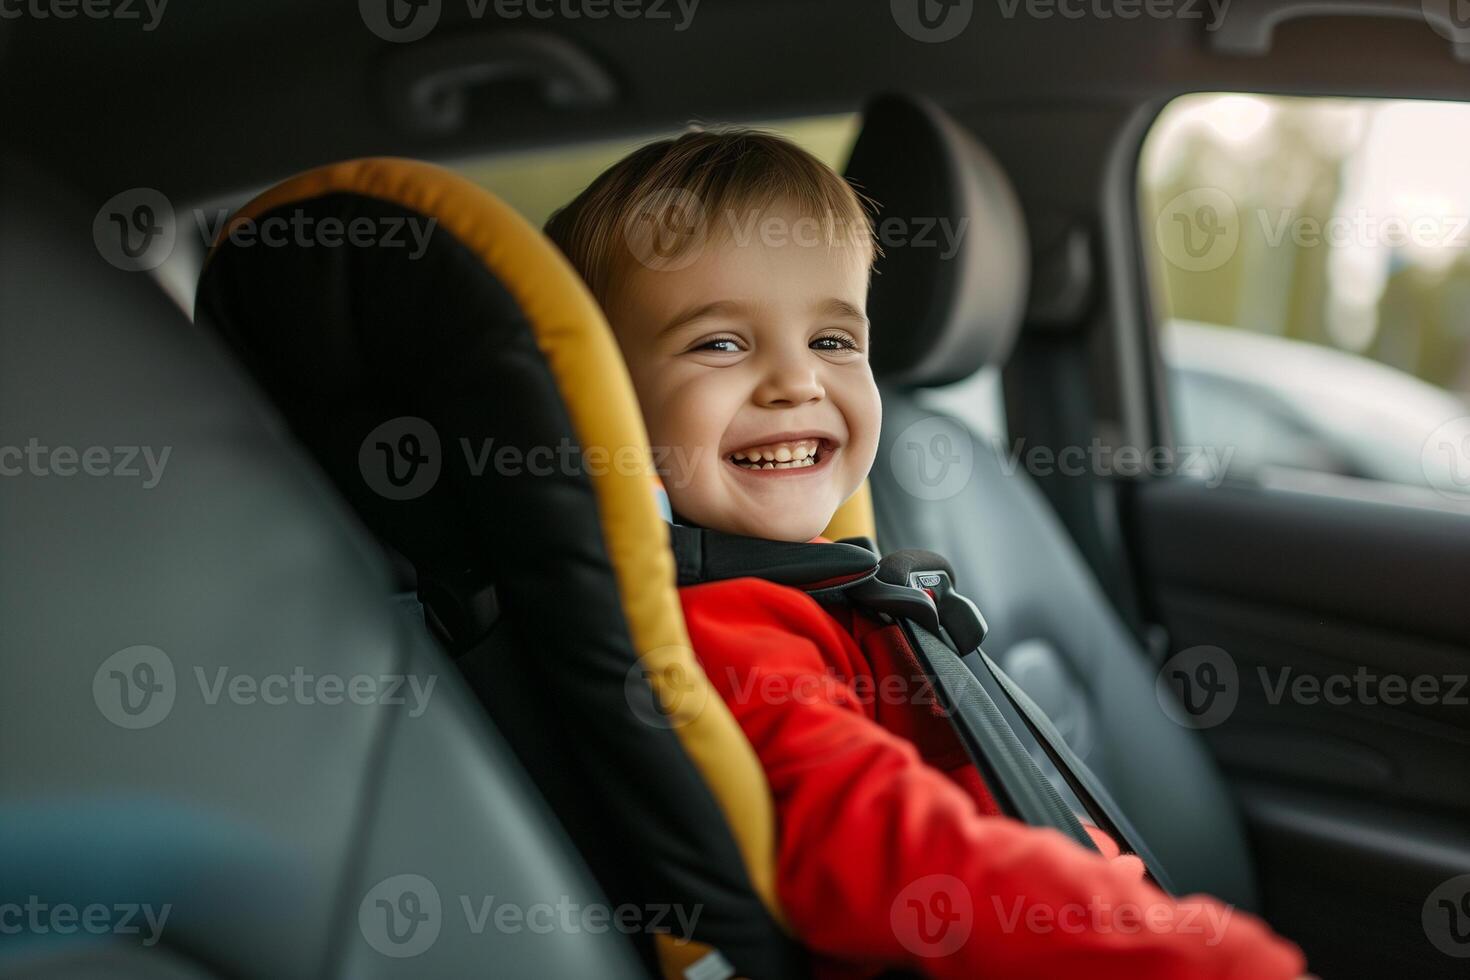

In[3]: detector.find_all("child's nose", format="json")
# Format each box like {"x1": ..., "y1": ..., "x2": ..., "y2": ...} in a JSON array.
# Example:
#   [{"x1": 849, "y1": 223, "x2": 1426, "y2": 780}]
[{"x1": 754, "y1": 361, "x2": 825, "y2": 407}]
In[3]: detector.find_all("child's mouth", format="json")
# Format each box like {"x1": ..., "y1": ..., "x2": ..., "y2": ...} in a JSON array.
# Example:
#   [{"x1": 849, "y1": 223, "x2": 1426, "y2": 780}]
[{"x1": 726, "y1": 437, "x2": 832, "y2": 473}]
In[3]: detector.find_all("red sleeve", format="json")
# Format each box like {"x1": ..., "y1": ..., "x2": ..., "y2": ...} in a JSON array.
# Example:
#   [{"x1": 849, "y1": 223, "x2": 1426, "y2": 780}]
[{"x1": 680, "y1": 578, "x2": 1307, "y2": 980}]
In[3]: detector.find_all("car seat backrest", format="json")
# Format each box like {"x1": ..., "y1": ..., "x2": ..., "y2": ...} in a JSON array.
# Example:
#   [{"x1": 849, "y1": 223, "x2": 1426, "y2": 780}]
[
  {"x1": 193, "y1": 158, "x2": 805, "y2": 979},
  {"x1": 847, "y1": 94, "x2": 1259, "y2": 908},
  {"x1": 0, "y1": 156, "x2": 643, "y2": 978}
]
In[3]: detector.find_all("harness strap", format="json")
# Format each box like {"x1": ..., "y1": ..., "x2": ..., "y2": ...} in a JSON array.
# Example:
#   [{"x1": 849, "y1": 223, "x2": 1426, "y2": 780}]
[
  {"x1": 671, "y1": 526, "x2": 1176, "y2": 889},
  {"x1": 978, "y1": 647, "x2": 1177, "y2": 894}
]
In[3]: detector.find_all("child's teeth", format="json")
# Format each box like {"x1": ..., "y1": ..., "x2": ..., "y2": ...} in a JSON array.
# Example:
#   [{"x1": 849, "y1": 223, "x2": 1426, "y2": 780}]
[{"x1": 729, "y1": 438, "x2": 823, "y2": 469}]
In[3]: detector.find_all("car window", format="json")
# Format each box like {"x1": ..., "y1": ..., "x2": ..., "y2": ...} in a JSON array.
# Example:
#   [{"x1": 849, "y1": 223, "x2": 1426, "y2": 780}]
[
  {"x1": 1139, "y1": 94, "x2": 1470, "y2": 507},
  {"x1": 451, "y1": 114, "x2": 861, "y2": 230}
]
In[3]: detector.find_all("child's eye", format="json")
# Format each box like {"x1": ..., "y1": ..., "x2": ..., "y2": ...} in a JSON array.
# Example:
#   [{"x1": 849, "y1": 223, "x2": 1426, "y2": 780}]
[
  {"x1": 691, "y1": 336, "x2": 745, "y2": 354},
  {"x1": 811, "y1": 333, "x2": 860, "y2": 352}
]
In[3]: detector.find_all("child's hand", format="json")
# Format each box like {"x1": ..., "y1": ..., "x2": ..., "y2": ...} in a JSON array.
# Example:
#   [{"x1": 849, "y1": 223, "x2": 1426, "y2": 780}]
[{"x1": 1082, "y1": 822, "x2": 1146, "y2": 880}]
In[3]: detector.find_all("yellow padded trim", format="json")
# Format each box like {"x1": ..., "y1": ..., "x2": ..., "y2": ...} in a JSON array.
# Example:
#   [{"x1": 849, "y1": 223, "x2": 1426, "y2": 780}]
[
  {"x1": 823, "y1": 480, "x2": 877, "y2": 544},
  {"x1": 217, "y1": 159, "x2": 787, "y2": 938}
]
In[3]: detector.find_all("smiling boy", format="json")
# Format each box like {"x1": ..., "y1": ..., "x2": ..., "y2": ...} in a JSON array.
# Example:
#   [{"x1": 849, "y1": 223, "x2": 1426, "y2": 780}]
[{"x1": 547, "y1": 129, "x2": 1307, "y2": 979}]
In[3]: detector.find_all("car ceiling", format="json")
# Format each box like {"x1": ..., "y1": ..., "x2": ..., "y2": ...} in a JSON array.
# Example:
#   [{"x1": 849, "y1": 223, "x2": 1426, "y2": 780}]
[{"x1": 5, "y1": 0, "x2": 1470, "y2": 202}]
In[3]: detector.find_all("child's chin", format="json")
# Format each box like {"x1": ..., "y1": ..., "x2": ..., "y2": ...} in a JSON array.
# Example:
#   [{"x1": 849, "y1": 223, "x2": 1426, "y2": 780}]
[
  {"x1": 733, "y1": 513, "x2": 829, "y2": 543},
  {"x1": 687, "y1": 510, "x2": 825, "y2": 542}
]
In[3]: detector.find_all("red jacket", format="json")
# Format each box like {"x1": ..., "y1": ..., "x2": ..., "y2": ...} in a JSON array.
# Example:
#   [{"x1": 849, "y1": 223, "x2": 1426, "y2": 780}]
[{"x1": 679, "y1": 576, "x2": 1307, "y2": 979}]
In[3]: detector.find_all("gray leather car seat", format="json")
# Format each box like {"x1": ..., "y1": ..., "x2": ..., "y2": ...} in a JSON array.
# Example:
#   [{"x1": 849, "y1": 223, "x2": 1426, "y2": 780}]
[
  {"x1": 0, "y1": 158, "x2": 643, "y2": 978},
  {"x1": 849, "y1": 93, "x2": 1260, "y2": 910}
]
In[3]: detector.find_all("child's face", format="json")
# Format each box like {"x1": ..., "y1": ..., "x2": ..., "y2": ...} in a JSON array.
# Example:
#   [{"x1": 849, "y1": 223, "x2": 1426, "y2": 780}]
[{"x1": 606, "y1": 202, "x2": 881, "y2": 542}]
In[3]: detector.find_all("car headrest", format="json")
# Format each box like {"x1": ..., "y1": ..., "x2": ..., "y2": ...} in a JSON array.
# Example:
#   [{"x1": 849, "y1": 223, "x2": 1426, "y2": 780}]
[
  {"x1": 846, "y1": 92, "x2": 1030, "y2": 387},
  {"x1": 194, "y1": 159, "x2": 803, "y2": 979}
]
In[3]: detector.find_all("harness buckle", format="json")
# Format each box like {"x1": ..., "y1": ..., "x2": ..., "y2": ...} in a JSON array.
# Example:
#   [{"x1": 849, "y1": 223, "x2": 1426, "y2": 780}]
[{"x1": 907, "y1": 569, "x2": 989, "y2": 655}]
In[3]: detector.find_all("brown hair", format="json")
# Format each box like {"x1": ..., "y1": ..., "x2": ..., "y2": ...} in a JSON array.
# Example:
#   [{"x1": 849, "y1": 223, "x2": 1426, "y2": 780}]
[{"x1": 545, "y1": 127, "x2": 877, "y2": 304}]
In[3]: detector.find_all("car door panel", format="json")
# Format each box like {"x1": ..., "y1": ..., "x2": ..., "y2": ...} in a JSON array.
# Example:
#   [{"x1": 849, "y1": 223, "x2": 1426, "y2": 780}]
[{"x1": 1126, "y1": 478, "x2": 1470, "y2": 978}]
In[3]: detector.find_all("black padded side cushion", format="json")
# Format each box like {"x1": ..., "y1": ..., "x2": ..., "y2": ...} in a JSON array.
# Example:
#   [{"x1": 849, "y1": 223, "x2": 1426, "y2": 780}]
[{"x1": 195, "y1": 193, "x2": 805, "y2": 978}]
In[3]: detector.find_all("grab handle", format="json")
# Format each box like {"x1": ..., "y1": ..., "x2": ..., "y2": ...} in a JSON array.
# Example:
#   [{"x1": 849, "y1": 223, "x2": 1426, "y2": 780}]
[
  {"x1": 384, "y1": 31, "x2": 618, "y2": 136},
  {"x1": 1209, "y1": 0, "x2": 1470, "y2": 63}
]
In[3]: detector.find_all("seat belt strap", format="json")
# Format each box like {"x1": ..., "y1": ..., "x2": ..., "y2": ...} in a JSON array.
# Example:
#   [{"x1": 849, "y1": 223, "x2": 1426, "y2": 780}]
[
  {"x1": 904, "y1": 618, "x2": 1097, "y2": 852},
  {"x1": 976, "y1": 646, "x2": 1177, "y2": 894}
]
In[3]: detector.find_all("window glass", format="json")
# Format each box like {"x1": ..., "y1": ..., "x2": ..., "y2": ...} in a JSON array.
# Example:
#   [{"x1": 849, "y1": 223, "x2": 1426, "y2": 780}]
[
  {"x1": 1140, "y1": 94, "x2": 1470, "y2": 505},
  {"x1": 453, "y1": 114, "x2": 861, "y2": 229}
]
